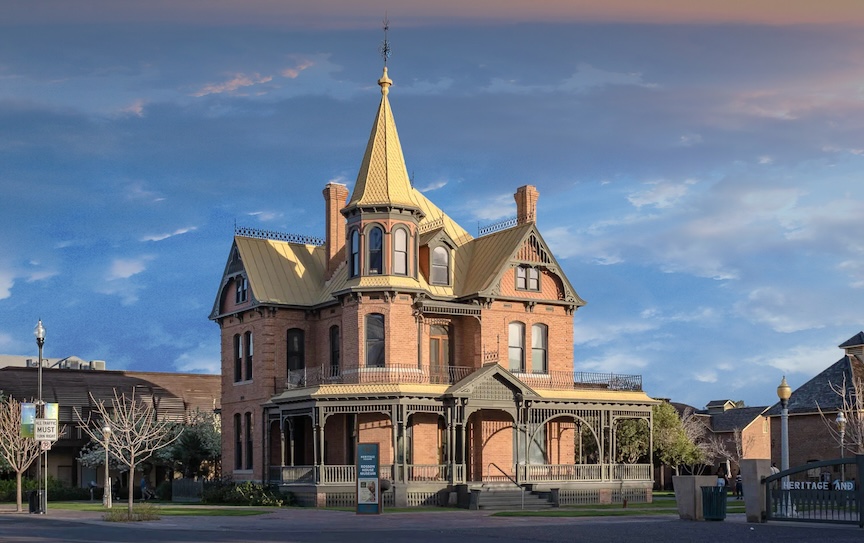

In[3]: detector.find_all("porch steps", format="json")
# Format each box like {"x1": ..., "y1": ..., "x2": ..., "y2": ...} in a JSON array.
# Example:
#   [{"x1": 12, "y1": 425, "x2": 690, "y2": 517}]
[{"x1": 475, "y1": 488, "x2": 555, "y2": 511}]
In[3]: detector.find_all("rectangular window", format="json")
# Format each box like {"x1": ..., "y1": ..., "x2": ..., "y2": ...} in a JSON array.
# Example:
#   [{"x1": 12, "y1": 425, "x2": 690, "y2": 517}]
[
  {"x1": 244, "y1": 412, "x2": 253, "y2": 470},
  {"x1": 244, "y1": 332, "x2": 253, "y2": 381},
  {"x1": 234, "y1": 414, "x2": 242, "y2": 470},
  {"x1": 532, "y1": 324, "x2": 548, "y2": 374},
  {"x1": 233, "y1": 335, "x2": 242, "y2": 382},
  {"x1": 528, "y1": 268, "x2": 540, "y2": 291},
  {"x1": 516, "y1": 267, "x2": 526, "y2": 290},
  {"x1": 329, "y1": 326, "x2": 340, "y2": 374},
  {"x1": 516, "y1": 267, "x2": 540, "y2": 291},
  {"x1": 235, "y1": 276, "x2": 248, "y2": 303},
  {"x1": 366, "y1": 314, "x2": 385, "y2": 368},
  {"x1": 508, "y1": 322, "x2": 525, "y2": 372}
]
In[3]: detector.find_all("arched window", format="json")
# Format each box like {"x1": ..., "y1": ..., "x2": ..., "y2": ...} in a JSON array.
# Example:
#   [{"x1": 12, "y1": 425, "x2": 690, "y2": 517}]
[
  {"x1": 233, "y1": 413, "x2": 242, "y2": 470},
  {"x1": 393, "y1": 228, "x2": 408, "y2": 275},
  {"x1": 244, "y1": 331, "x2": 253, "y2": 380},
  {"x1": 244, "y1": 412, "x2": 253, "y2": 470},
  {"x1": 532, "y1": 324, "x2": 548, "y2": 374},
  {"x1": 366, "y1": 314, "x2": 385, "y2": 368},
  {"x1": 431, "y1": 246, "x2": 449, "y2": 285},
  {"x1": 508, "y1": 322, "x2": 525, "y2": 372},
  {"x1": 368, "y1": 227, "x2": 383, "y2": 274},
  {"x1": 233, "y1": 334, "x2": 242, "y2": 382},
  {"x1": 287, "y1": 329, "x2": 305, "y2": 372},
  {"x1": 329, "y1": 325, "x2": 340, "y2": 374},
  {"x1": 349, "y1": 230, "x2": 360, "y2": 277}
]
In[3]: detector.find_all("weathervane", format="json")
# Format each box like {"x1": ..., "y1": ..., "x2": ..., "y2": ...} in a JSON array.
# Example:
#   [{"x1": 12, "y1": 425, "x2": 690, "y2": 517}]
[{"x1": 379, "y1": 15, "x2": 391, "y2": 66}]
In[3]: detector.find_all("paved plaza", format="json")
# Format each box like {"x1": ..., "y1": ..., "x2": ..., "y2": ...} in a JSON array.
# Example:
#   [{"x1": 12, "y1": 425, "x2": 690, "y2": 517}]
[{"x1": 1, "y1": 507, "x2": 862, "y2": 543}]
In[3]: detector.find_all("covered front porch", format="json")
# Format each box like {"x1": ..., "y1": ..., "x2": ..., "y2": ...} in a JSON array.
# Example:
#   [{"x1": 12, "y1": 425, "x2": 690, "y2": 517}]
[{"x1": 265, "y1": 364, "x2": 656, "y2": 506}]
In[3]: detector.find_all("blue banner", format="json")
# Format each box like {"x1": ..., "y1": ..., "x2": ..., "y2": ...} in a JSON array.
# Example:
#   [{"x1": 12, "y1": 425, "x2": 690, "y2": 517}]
[{"x1": 356, "y1": 443, "x2": 380, "y2": 514}]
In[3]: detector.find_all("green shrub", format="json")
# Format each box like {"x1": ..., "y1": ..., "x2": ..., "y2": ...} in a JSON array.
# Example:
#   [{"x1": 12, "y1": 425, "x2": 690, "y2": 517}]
[
  {"x1": 155, "y1": 480, "x2": 172, "y2": 501},
  {"x1": 202, "y1": 479, "x2": 283, "y2": 507},
  {"x1": 0, "y1": 476, "x2": 89, "y2": 502}
]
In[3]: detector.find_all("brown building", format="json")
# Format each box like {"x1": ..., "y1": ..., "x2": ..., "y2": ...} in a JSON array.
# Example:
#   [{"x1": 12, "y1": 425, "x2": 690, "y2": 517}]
[
  {"x1": 765, "y1": 332, "x2": 864, "y2": 474},
  {"x1": 210, "y1": 66, "x2": 658, "y2": 507},
  {"x1": 0, "y1": 366, "x2": 220, "y2": 489},
  {"x1": 700, "y1": 400, "x2": 771, "y2": 476}
]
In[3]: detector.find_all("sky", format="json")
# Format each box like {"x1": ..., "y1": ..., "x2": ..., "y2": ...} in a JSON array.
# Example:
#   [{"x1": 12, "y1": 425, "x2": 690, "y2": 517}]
[{"x1": 1, "y1": 1, "x2": 863, "y2": 409}]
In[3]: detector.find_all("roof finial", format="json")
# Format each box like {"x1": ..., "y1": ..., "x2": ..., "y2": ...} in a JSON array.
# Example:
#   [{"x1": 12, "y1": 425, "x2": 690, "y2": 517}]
[
  {"x1": 377, "y1": 15, "x2": 393, "y2": 95},
  {"x1": 379, "y1": 15, "x2": 391, "y2": 67}
]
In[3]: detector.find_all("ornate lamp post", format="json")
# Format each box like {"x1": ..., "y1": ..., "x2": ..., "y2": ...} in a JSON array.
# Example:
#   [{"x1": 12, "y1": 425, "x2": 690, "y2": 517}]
[
  {"x1": 33, "y1": 320, "x2": 46, "y2": 515},
  {"x1": 777, "y1": 376, "x2": 792, "y2": 472},
  {"x1": 102, "y1": 424, "x2": 112, "y2": 508},
  {"x1": 836, "y1": 411, "x2": 846, "y2": 482}
]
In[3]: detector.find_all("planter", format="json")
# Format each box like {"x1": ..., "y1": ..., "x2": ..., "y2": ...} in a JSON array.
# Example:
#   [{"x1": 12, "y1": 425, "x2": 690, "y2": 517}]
[{"x1": 672, "y1": 475, "x2": 717, "y2": 520}]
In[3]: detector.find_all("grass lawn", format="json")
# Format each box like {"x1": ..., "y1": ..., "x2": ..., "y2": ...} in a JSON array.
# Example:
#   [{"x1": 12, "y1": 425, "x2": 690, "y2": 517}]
[{"x1": 49, "y1": 501, "x2": 271, "y2": 517}]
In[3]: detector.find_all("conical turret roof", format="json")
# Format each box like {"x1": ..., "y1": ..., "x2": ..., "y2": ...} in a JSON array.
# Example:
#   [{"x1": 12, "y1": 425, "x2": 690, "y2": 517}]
[{"x1": 344, "y1": 67, "x2": 422, "y2": 214}]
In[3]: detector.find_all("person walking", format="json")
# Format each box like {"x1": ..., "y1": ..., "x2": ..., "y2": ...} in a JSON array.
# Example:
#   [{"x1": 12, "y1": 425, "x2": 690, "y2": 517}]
[{"x1": 735, "y1": 472, "x2": 743, "y2": 500}]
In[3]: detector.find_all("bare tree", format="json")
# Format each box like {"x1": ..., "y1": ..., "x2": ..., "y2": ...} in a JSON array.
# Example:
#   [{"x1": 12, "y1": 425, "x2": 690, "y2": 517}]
[
  {"x1": 817, "y1": 375, "x2": 864, "y2": 455},
  {"x1": 0, "y1": 396, "x2": 43, "y2": 512},
  {"x1": 75, "y1": 389, "x2": 181, "y2": 517}
]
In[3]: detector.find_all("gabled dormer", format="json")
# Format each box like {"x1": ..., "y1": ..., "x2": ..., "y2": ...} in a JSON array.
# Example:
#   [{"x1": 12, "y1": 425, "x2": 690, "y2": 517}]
[{"x1": 210, "y1": 242, "x2": 254, "y2": 320}]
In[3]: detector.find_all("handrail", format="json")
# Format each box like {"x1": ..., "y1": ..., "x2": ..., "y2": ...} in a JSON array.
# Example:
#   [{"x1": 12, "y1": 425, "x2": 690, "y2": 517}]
[{"x1": 486, "y1": 463, "x2": 525, "y2": 510}]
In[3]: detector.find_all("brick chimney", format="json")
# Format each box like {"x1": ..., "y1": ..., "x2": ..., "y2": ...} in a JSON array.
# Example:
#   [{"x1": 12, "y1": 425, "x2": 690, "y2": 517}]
[
  {"x1": 514, "y1": 185, "x2": 539, "y2": 225},
  {"x1": 323, "y1": 183, "x2": 349, "y2": 278}
]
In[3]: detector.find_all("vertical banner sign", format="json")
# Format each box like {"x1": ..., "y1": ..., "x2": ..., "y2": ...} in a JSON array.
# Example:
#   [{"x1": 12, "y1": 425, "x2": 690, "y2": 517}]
[
  {"x1": 44, "y1": 403, "x2": 59, "y2": 421},
  {"x1": 20, "y1": 403, "x2": 35, "y2": 438},
  {"x1": 356, "y1": 443, "x2": 380, "y2": 514}
]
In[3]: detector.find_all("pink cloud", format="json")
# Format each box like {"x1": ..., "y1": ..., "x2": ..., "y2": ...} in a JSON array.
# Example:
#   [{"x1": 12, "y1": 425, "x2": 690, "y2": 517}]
[
  {"x1": 281, "y1": 60, "x2": 314, "y2": 79},
  {"x1": 192, "y1": 73, "x2": 273, "y2": 97}
]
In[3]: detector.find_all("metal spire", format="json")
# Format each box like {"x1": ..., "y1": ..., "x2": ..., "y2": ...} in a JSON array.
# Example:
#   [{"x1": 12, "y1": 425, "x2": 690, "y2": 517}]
[{"x1": 379, "y1": 15, "x2": 391, "y2": 66}]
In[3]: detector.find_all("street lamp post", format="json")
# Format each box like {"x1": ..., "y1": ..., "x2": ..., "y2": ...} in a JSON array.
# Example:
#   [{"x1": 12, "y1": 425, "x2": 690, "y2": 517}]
[
  {"x1": 102, "y1": 424, "x2": 112, "y2": 508},
  {"x1": 777, "y1": 376, "x2": 792, "y2": 472},
  {"x1": 836, "y1": 411, "x2": 846, "y2": 482},
  {"x1": 33, "y1": 320, "x2": 46, "y2": 515}
]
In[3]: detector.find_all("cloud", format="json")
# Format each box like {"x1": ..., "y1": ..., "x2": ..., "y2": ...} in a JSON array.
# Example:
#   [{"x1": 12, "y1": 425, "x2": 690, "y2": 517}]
[
  {"x1": 461, "y1": 193, "x2": 514, "y2": 221},
  {"x1": 192, "y1": 73, "x2": 273, "y2": 97},
  {"x1": 485, "y1": 63, "x2": 656, "y2": 95},
  {"x1": 106, "y1": 257, "x2": 151, "y2": 280},
  {"x1": 758, "y1": 343, "x2": 842, "y2": 376},
  {"x1": 120, "y1": 99, "x2": 146, "y2": 117},
  {"x1": 248, "y1": 211, "x2": 283, "y2": 222},
  {"x1": 0, "y1": 269, "x2": 13, "y2": 300},
  {"x1": 140, "y1": 227, "x2": 197, "y2": 242},
  {"x1": 576, "y1": 351, "x2": 649, "y2": 373},
  {"x1": 572, "y1": 319, "x2": 660, "y2": 347},
  {"x1": 418, "y1": 179, "x2": 448, "y2": 192},
  {"x1": 174, "y1": 343, "x2": 220, "y2": 374},
  {"x1": 627, "y1": 179, "x2": 696, "y2": 209},
  {"x1": 281, "y1": 59, "x2": 314, "y2": 79}
]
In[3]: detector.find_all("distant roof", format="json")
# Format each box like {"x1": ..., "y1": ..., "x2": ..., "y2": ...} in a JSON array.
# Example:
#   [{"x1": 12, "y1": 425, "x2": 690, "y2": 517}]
[
  {"x1": 0, "y1": 367, "x2": 220, "y2": 423},
  {"x1": 764, "y1": 355, "x2": 864, "y2": 417},
  {"x1": 709, "y1": 406, "x2": 768, "y2": 432},
  {"x1": 839, "y1": 332, "x2": 864, "y2": 349}
]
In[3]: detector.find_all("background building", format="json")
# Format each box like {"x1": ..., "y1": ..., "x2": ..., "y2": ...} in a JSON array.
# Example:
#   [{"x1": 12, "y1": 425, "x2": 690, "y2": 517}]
[{"x1": 0, "y1": 366, "x2": 220, "y2": 489}]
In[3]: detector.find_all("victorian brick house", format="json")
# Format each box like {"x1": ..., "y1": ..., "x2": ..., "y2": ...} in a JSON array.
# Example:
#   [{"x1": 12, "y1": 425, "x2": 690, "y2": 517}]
[{"x1": 211, "y1": 66, "x2": 657, "y2": 507}]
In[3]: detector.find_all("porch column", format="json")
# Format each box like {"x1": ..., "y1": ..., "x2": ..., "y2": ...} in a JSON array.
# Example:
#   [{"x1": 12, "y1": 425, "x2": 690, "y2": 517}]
[{"x1": 279, "y1": 416, "x2": 286, "y2": 466}]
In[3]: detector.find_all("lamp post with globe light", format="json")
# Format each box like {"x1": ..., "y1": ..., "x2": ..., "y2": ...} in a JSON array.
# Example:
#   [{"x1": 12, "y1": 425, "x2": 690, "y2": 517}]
[
  {"x1": 777, "y1": 376, "x2": 792, "y2": 472},
  {"x1": 34, "y1": 320, "x2": 46, "y2": 514},
  {"x1": 836, "y1": 411, "x2": 846, "y2": 482},
  {"x1": 102, "y1": 424, "x2": 112, "y2": 508}
]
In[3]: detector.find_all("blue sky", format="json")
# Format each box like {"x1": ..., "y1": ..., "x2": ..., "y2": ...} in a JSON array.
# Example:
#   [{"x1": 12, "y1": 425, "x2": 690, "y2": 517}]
[{"x1": 1, "y1": 2, "x2": 863, "y2": 409}]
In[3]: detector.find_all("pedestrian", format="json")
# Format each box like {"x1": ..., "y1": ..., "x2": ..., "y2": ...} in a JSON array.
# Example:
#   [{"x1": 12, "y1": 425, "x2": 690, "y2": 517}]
[{"x1": 735, "y1": 472, "x2": 743, "y2": 500}]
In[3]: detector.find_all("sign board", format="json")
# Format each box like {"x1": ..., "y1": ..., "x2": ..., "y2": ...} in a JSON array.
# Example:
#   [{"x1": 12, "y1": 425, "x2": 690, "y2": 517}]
[
  {"x1": 35, "y1": 418, "x2": 58, "y2": 441},
  {"x1": 20, "y1": 403, "x2": 35, "y2": 438},
  {"x1": 40, "y1": 441, "x2": 52, "y2": 451},
  {"x1": 356, "y1": 443, "x2": 380, "y2": 514}
]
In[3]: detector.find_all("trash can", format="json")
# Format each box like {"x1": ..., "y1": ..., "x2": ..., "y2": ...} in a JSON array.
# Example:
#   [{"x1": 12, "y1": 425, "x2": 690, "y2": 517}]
[
  {"x1": 28, "y1": 490, "x2": 45, "y2": 514},
  {"x1": 701, "y1": 486, "x2": 727, "y2": 521}
]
